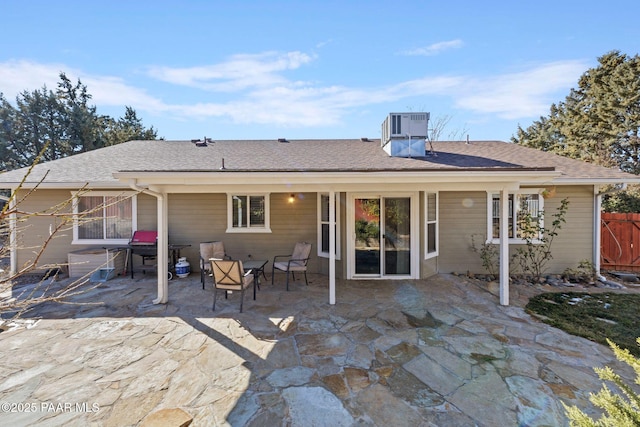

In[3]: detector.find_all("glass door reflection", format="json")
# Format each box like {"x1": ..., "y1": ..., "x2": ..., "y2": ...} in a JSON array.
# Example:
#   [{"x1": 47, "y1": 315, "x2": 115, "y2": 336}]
[
  {"x1": 354, "y1": 198, "x2": 380, "y2": 275},
  {"x1": 383, "y1": 197, "x2": 411, "y2": 275}
]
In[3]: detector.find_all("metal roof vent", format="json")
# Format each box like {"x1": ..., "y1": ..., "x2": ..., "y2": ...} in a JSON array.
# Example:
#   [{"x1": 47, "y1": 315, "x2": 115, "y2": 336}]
[
  {"x1": 278, "y1": 138, "x2": 288, "y2": 143},
  {"x1": 191, "y1": 137, "x2": 213, "y2": 147},
  {"x1": 360, "y1": 137, "x2": 370, "y2": 142}
]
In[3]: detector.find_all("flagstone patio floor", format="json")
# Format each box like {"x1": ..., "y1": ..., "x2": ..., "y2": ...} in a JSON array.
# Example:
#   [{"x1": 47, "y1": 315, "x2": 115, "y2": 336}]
[{"x1": 0, "y1": 272, "x2": 636, "y2": 426}]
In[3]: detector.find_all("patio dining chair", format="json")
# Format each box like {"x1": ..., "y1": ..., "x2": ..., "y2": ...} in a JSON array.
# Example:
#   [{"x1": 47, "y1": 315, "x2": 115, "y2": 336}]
[
  {"x1": 271, "y1": 242, "x2": 312, "y2": 291},
  {"x1": 200, "y1": 241, "x2": 230, "y2": 289},
  {"x1": 210, "y1": 259, "x2": 254, "y2": 313}
]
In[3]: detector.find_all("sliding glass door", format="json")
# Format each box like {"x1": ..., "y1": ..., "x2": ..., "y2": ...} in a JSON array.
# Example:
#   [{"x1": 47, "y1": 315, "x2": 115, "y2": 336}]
[
  {"x1": 383, "y1": 197, "x2": 411, "y2": 275},
  {"x1": 353, "y1": 196, "x2": 411, "y2": 277}
]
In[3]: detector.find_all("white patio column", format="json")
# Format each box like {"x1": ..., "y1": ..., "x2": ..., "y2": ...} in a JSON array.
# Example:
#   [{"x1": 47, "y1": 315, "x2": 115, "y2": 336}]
[
  {"x1": 9, "y1": 195, "x2": 17, "y2": 276},
  {"x1": 499, "y1": 187, "x2": 509, "y2": 306},
  {"x1": 154, "y1": 192, "x2": 169, "y2": 304},
  {"x1": 594, "y1": 187, "x2": 602, "y2": 277},
  {"x1": 329, "y1": 189, "x2": 336, "y2": 305},
  {"x1": 127, "y1": 179, "x2": 168, "y2": 304}
]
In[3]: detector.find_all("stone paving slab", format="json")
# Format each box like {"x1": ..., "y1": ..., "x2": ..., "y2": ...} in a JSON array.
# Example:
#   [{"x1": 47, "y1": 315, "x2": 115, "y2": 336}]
[{"x1": 0, "y1": 273, "x2": 635, "y2": 426}]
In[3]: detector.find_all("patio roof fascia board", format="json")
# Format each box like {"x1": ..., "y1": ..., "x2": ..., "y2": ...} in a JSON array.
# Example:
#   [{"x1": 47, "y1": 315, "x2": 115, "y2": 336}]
[
  {"x1": 6, "y1": 175, "x2": 635, "y2": 193},
  {"x1": 1, "y1": 181, "x2": 129, "y2": 190},
  {"x1": 148, "y1": 180, "x2": 527, "y2": 194},
  {"x1": 113, "y1": 169, "x2": 561, "y2": 187},
  {"x1": 538, "y1": 177, "x2": 640, "y2": 186}
]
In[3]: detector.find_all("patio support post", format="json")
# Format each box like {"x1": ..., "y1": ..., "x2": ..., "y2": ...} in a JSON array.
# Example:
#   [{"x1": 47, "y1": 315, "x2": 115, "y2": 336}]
[
  {"x1": 594, "y1": 186, "x2": 603, "y2": 278},
  {"x1": 329, "y1": 189, "x2": 336, "y2": 304},
  {"x1": 8, "y1": 195, "x2": 17, "y2": 276},
  {"x1": 499, "y1": 187, "x2": 509, "y2": 305},
  {"x1": 155, "y1": 193, "x2": 169, "y2": 304},
  {"x1": 128, "y1": 179, "x2": 168, "y2": 304}
]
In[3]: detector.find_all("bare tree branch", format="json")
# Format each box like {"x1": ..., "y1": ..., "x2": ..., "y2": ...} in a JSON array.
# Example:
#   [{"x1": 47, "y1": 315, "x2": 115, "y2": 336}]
[{"x1": 1, "y1": 147, "x2": 133, "y2": 323}]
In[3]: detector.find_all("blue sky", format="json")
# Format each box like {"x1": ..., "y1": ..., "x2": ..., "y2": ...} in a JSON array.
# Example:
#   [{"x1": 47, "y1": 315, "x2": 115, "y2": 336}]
[{"x1": 1, "y1": 0, "x2": 639, "y2": 142}]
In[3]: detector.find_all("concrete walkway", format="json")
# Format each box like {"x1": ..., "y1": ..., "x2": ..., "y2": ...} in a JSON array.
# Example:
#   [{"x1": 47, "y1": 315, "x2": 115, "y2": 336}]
[{"x1": 0, "y1": 273, "x2": 633, "y2": 426}]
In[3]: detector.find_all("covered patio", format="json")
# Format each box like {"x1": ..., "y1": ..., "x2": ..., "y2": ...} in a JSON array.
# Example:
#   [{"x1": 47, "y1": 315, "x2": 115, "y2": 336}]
[{"x1": 0, "y1": 272, "x2": 628, "y2": 426}]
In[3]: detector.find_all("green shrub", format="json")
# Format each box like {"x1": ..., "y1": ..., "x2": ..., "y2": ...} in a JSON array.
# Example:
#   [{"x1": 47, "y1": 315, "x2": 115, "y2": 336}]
[
  {"x1": 511, "y1": 197, "x2": 569, "y2": 282},
  {"x1": 470, "y1": 234, "x2": 499, "y2": 278},
  {"x1": 563, "y1": 260, "x2": 596, "y2": 283}
]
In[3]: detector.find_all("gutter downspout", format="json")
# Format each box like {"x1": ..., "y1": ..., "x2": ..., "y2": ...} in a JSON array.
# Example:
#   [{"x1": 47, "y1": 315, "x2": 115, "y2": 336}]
[
  {"x1": 128, "y1": 179, "x2": 169, "y2": 304},
  {"x1": 595, "y1": 183, "x2": 627, "y2": 281}
]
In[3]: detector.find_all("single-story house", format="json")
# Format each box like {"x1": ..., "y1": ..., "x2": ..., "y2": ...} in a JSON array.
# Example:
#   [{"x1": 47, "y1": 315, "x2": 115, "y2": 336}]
[{"x1": 2, "y1": 113, "x2": 639, "y2": 306}]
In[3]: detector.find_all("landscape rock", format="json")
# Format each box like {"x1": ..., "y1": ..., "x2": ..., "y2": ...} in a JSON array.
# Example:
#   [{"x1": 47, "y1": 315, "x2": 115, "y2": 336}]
[{"x1": 140, "y1": 408, "x2": 193, "y2": 427}]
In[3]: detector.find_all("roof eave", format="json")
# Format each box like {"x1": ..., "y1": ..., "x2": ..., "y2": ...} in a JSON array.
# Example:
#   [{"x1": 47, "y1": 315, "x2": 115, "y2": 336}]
[
  {"x1": 541, "y1": 177, "x2": 640, "y2": 186},
  {"x1": 113, "y1": 169, "x2": 561, "y2": 186},
  {"x1": 0, "y1": 181, "x2": 127, "y2": 190}
]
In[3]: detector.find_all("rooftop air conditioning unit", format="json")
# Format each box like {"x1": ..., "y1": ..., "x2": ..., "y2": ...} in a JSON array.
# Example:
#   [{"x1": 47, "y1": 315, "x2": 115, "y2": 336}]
[{"x1": 381, "y1": 112, "x2": 430, "y2": 157}]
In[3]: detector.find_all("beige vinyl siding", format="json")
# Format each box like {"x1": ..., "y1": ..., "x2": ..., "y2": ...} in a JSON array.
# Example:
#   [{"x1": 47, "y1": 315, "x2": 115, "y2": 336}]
[
  {"x1": 269, "y1": 192, "x2": 318, "y2": 273},
  {"x1": 516, "y1": 185, "x2": 593, "y2": 274},
  {"x1": 136, "y1": 193, "x2": 157, "y2": 230},
  {"x1": 167, "y1": 192, "x2": 318, "y2": 274},
  {"x1": 166, "y1": 193, "x2": 226, "y2": 273},
  {"x1": 500, "y1": 185, "x2": 593, "y2": 274},
  {"x1": 13, "y1": 189, "x2": 75, "y2": 273},
  {"x1": 9, "y1": 185, "x2": 595, "y2": 280},
  {"x1": 13, "y1": 189, "x2": 143, "y2": 274},
  {"x1": 438, "y1": 186, "x2": 595, "y2": 276},
  {"x1": 438, "y1": 191, "x2": 488, "y2": 274}
]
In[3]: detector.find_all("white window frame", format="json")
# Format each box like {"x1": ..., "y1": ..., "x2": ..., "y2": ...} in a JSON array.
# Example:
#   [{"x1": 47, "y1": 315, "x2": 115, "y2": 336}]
[
  {"x1": 72, "y1": 191, "x2": 137, "y2": 245},
  {"x1": 487, "y1": 190, "x2": 544, "y2": 244},
  {"x1": 317, "y1": 193, "x2": 341, "y2": 260},
  {"x1": 424, "y1": 192, "x2": 438, "y2": 259},
  {"x1": 226, "y1": 193, "x2": 271, "y2": 233}
]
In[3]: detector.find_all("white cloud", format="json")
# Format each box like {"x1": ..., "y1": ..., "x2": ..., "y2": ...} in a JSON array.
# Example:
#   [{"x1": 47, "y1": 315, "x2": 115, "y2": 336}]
[
  {"x1": 146, "y1": 51, "x2": 316, "y2": 92},
  {"x1": 82, "y1": 76, "x2": 169, "y2": 113},
  {"x1": 399, "y1": 39, "x2": 464, "y2": 56},
  {"x1": 0, "y1": 60, "x2": 66, "y2": 98},
  {"x1": 315, "y1": 39, "x2": 334, "y2": 49},
  {"x1": 0, "y1": 59, "x2": 169, "y2": 114},
  {"x1": 454, "y1": 60, "x2": 588, "y2": 119},
  {"x1": 0, "y1": 55, "x2": 589, "y2": 130},
  {"x1": 166, "y1": 74, "x2": 464, "y2": 127}
]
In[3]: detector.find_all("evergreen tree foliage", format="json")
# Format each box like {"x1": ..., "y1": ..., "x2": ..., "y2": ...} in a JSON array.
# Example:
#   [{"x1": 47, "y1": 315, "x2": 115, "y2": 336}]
[
  {"x1": 0, "y1": 73, "x2": 158, "y2": 171},
  {"x1": 563, "y1": 338, "x2": 640, "y2": 426},
  {"x1": 602, "y1": 187, "x2": 640, "y2": 213},
  {"x1": 512, "y1": 51, "x2": 640, "y2": 211},
  {"x1": 103, "y1": 106, "x2": 158, "y2": 146},
  {"x1": 56, "y1": 73, "x2": 105, "y2": 154}
]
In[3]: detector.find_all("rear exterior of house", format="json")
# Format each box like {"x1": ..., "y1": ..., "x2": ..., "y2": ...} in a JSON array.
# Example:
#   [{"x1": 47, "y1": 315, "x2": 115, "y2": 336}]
[
  {"x1": 2, "y1": 114, "x2": 639, "y2": 305},
  {"x1": 8, "y1": 184, "x2": 596, "y2": 281}
]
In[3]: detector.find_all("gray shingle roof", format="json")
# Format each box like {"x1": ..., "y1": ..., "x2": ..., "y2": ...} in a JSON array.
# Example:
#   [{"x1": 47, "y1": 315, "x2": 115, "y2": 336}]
[{"x1": 0, "y1": 138, "x2": 637, "y2": 186}]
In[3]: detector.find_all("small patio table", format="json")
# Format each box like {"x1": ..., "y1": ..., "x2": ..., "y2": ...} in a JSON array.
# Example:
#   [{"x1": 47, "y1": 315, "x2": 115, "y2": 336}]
[{"x1": 243, "y1": 259, "x2": 268, "y2": 300}]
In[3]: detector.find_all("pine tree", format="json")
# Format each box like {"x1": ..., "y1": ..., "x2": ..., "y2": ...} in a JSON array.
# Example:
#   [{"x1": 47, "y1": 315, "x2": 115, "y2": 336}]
[
  {"x1": 513, "y1": 51, "x2": 640, "y2": 211},
  {"x1": 563, "y1": 338, "x2": 640, "y2": 426},
  {"x1": 0, "y1": 73, "x2": 158, "y2": 172}
]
